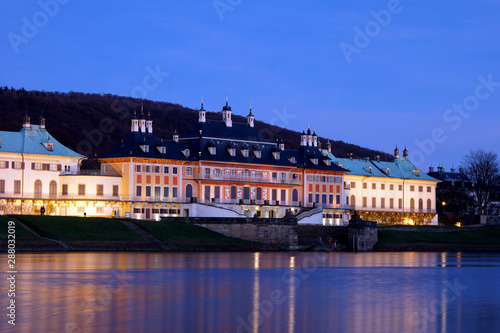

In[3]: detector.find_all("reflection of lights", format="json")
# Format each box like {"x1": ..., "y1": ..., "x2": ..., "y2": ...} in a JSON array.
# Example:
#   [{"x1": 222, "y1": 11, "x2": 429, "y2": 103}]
[
  {"x1": 253, "y1": 253, "x2": 260, "y2": 333},
  {"x1": 455, "y1": 222, "x2": 461, "y2": 227},
  {"x1": 442, "y1": 201, "x2": 447, "y2": 206},
  {"x1": 288, "y1": 256, "x2": 295, "y2": 333}
]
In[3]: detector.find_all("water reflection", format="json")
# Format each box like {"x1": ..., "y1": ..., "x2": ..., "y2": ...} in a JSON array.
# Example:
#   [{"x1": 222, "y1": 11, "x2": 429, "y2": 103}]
[{"x1": 3, "y1": 252, "x2": 500, "y2": 332}]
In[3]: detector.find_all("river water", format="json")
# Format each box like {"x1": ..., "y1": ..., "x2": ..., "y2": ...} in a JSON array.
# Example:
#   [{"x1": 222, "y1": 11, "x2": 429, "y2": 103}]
[{"x1": 2, "y1": 252, "x2": 500, "y2": 333}]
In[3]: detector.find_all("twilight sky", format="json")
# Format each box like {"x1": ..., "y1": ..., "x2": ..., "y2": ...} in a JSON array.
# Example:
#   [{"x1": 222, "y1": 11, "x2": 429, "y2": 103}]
[{"x1": 2, "y1": 0, "x2": 500, "y2": 169}]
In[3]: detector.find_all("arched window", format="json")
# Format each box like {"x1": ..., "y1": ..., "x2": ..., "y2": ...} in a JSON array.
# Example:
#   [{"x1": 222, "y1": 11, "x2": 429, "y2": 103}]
[
  {"x1": 292, "y1": 189, "x2": 299, "y2": 203},
  {"x1": 34, "y1": 180, "x2": 42, "y2": 198},
  {"x1": 427, "y1": 199, "x2": 432, "y2": 211},
  {"x1": 185, "y1": 184, "x2": 193, "y2": 198},
  {"x1": 350, "y1": 195, "x2": 356, "y2": 208},
  {"x1": 49, "y1": 181, "x2": 57, "y2": 198},
  {"x1": 418, "y1": 199, "x2": 423, "y2": 210},
  {"x1": 410, "y1": 198, "x2": 415, "y2": 210}
]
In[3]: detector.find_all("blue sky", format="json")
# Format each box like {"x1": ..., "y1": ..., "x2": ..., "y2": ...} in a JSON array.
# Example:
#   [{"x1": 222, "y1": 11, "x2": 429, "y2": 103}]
[{"x1": 2, "y1": 0, "x2": 500, "y2": 169}]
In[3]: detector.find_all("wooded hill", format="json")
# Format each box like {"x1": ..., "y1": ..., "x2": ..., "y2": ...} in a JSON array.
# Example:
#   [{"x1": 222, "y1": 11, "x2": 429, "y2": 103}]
[{"x1": 0, "y1": 87, "x2": 392, "y2": 161}]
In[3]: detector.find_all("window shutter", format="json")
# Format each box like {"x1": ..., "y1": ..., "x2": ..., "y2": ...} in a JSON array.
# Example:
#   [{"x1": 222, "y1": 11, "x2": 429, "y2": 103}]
[
  {"x1": 21, "y1": 162, "x2": 25, "y2": 169},
  {"x1": 5, "y1": 161, "x2": 9, "y2": 168},
  {"x1": 57, "y1": 164, "x2": 62, "y2": 172},
  {"x1": 32, "y1": 162, "x2": 35, "y2": 170}
]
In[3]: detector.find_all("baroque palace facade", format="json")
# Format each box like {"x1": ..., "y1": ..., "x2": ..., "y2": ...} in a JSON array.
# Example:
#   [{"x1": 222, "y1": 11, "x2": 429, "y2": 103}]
[{"x1": 0, "y1": 100, "x2": 440, "y2": 225}]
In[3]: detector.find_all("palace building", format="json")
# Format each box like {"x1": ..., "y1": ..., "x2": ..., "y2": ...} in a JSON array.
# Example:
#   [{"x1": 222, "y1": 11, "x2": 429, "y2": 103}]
[
  {"x1": 323, "y1": 146, "x2": 440, "y2": 224},
  {"x1": 98, "y1": 100, "x2": 348, "y2": 223},
  {"x1": 1, "y1": 100, "x2": 440, "y2": 225},
  {"x1": 0, "y1": 114, "x2": 122, "y2": 216}
]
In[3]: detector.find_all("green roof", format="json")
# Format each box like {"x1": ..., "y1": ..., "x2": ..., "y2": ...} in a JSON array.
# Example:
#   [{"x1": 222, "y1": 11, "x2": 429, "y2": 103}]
[
  {"x1": 324, "y1": 150, "x2": 439, "y2": 182},
  {"x1": 0, "y1": 125, "x2": 84, "y2": 158}
]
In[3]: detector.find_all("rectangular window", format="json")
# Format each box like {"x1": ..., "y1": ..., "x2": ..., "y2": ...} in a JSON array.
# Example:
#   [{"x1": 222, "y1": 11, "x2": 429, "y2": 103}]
[
  {"x1": 281, "y1": 189, "x2": 286, "y2": 201},
  {"x1": 307, "y1": 175, "x2": 313, "y2": 182},
  {"x1": 214, "y1": 169, "x2": 221, "y2": 176},
  {"x1": 362, "y1": 197, "x2": 367, "y2": 208},
  {"x1": 0, "y1": 179, "x2": 4, "y2": 193},
  {"x1": 145, "y1": 186, "x2": 151, "y2": 197},
  {"x1": 390, "y1": 198, "x2": 394, "y2": 209},
  {"x1": 308, "y1": 193, "x2": 313, "y2": 203},
  {"x1": 14, "y1": 180, "x2": 21, "y2": 194},
  {"x1": 96, "y1": 184, "x2": 104, "y2": 196},
  {"x1": 321, "y1": 176, "x2": 326, "y2": 183},
  {"x1": 329, "y1": 194, "x2": 334, "y2": 204},
  {"x1": 186, "y1": 167, "x2": 193, "y2": 176},
  {"x1": 390, "y1": 184, "x2": 394, "y2": 191},
  {"x1": 363, "y1": 183, "x2": 367, "y2": 189},
  {"x1": 136, "y1": 165, "x2": 142, "y2": 173},
  {"x1": 12, "y1": 162, "x2": 22, "y2": 169},
  {"x1": 96, "y1": 207, "x2": 104, "y2": 214},
  {"x1": 173, "y1": 167, "x2": 178, "y2": 175},
  {"x1": 351, "y1": 182, "x2": 356, "y2": 189},
  {"x1": 113, "y1": 185, "x2": 119, "y2": 197},
  {"x1": 372, "y1": 183, "x2": 376, "y2": 190},
  {"x1": 427, "y1": 186, "x2": 432, "y2": 193},
  {"x1": 164, "y1": 166, "x2": 169, "y2": 174},
  {"x1": 381, "y1": 198, "x2": 385, "y2": 208},
  {"x1": 272, "y1": 189, "x2": 277, "y2": 201},
  {"x1": 155, "y1": 166, "x2": 160, "y2": 174},
  {"x1": 321, "y1": 194, "x2": 327, "y2": 204},
  {"x1": 172, "y1": 187, "x2": 178, "y2": 198},
  {"x1": 145, "y1": 165, "x2": 151, "y2": 173},
  {"x1": 336, "y1": 177, "x2": 341, "y2": 184},
  {"x1": 410, "y1": 185, "x2": 415, "y2": 192},
  {"x1": 163, "y1": 186, "x2": 169, "y2": 198},
  {"x1": 256, "y1": 171, "x2": 262, "y2": 178},
  {"x1": 231, "y1": 170, "x2": 236, "y2": 177},
  {"x1": 372, "y1": 197, "x2": 376, "y2": 208},
  {"x1": 77, "y1": 206, "x2": 85, "y2": 213},
  {"x1": 272, "y1": 172, "x2": 278, "y2": 180},
  {"x1": 154, "y1": 186, "x2": 161, "y2": 198},
  {"x1": 336, "y1": 194, "x2": 340, "y2": 205},
  {"x1": 78, "y1": 184, "x2": 86, "y2": 196},
  {"x1": 329, "y1": 176, "x2": 334, "y2": 183},
  {"x1": 315, "y1": 175, "x2": 320, "y2": 183},
  {"x1": 315, "y1": 193, "x2": 320, "y2": 203},
  {"x1": 381, "y1": 184, "x2": 385, "y2": 190},
  {"x1": 398, "y1": 185, "x2": 403, "y2": 191},
  {"x1": 62, "y1": 184, "x2": 68, "y2": 195},
  {"x1": 136, "y1": 185, "x2": 142, "y2": 197},
  {"x1": 418, "y1": 186, "x2": 423, "y2": 192},
  {"x1": 398, "y1": 198, "x2": 403, "y2": 209}
]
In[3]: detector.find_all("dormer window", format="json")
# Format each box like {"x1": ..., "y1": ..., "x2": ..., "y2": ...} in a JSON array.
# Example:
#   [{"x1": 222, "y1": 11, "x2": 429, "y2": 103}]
[
  {"x1": 208, "y1": 146, "x2": 216, "y2": 155},
  {"x1": 140, "y1": 145, "x2": 149, "y2": 153},
  {"x1": 241, "y1": 149, "x2": 249, "y2": 158},
  {"x1": 272, "y1": 152, "x2": 280, "y2": 160},
  {"x1": 42, "y1": 142, "x2": 54, "y2": 151},
  {"x1": 157, "y1": 146, "x2": 166, "y2": 154},
  {"x1": 254, "y1": 150, "x2": 262, "y2": 158},
  {"x1": 411, "y1": 169, "x2": 420, "y2": 177},
  {"x1": 228, "y1": 148, "x2": 236, "y2": 157},
  {"x1": 289, "y1": 157, "x2": 297, "y2": 164},
  {"x1": 310, "y1": 158, "x2": 318, "y2": 165},
  {"x1": 182, "y1": 149, "x2": 190, "y2": 158},
  {"x1": 323, "y1": 159, "x2": 331, "y2": 166},
  {"x1": 365, "y1": 167, "x2": 372, "y2": 173},
  {"x1": 385, "y1": 168, "x2": 390, "y2": 174}
]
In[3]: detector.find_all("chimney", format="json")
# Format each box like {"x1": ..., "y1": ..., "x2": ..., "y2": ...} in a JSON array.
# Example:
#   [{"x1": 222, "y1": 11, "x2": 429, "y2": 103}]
[
  {"x1": 376, "y1": 155, "x2": 380, "y2": 162},
  {"x1": 429, "y1": 166, "x2": 434, "y2": 172},
  {"x1": 327, "y1": 141, "x2": 331, "y2": 153},
  {"x1": 365, "y1": 157, "x2": 370, "y2": 161},
  {"x1": 459, "y1": 167, "x2": 465, "y2": 173},
  {"x1": 451, "y1": 167, "x2": 456, "y2": 173},
  {"x1": 438, "y1": 166, "x2": 444, "y2": 173},
  {"x1": 173, "y1": 130, "x2": 179, "y2": 143},
  {"x1": 394, "y1": 146, "x2": 399, "y2": 159}
]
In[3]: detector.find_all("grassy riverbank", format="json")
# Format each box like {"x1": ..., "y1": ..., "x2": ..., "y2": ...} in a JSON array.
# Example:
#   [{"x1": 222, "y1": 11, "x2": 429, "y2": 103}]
[
  {"x1": 0, "y1": 215, "x2": 272, "y2": 252},
  {"x1": 374, "y1": 225, "x2": 500, "y2": 252}
]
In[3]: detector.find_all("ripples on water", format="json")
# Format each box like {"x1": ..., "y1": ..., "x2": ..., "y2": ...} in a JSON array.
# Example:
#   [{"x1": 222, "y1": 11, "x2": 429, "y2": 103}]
[{"x1": 2, "y1": 252, "x2": 500, "y2": 333}]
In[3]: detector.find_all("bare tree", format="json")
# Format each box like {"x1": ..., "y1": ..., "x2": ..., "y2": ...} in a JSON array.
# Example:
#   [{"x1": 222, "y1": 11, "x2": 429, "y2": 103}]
[{"x1": 461, "y1": 149, "x2": 500, "y2": 214}]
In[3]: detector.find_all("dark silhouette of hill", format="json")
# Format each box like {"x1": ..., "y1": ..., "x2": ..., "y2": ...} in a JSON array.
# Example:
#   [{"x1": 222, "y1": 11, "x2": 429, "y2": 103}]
[{"x1": 0, "y1": 87, "x2": 392, "y2": 161}]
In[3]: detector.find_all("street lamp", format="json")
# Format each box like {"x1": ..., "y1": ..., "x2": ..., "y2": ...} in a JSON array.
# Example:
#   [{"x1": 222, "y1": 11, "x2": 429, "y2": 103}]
[{"x1": 442, "y1": 201, "x2": 446, "y2": 215}]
